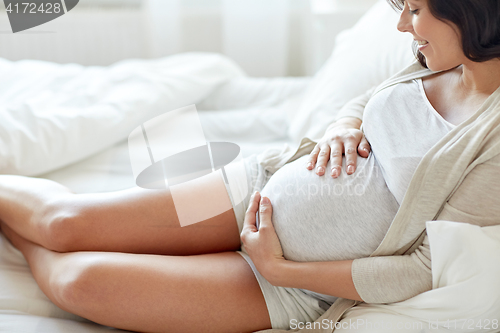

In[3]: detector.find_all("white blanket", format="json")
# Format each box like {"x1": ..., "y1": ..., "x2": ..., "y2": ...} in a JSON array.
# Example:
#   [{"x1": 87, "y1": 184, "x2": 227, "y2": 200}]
[{"x1": 0, "y1": 53, "x2": 245, "y2": 176}]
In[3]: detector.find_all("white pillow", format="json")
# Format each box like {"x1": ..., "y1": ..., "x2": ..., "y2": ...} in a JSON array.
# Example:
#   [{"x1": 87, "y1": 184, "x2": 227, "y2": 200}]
[
  {"x1": 337, "y1": 221, "x2": 500, "y2": 333},
  {"x1": 287, "y1": 0, "x2": 415, "y2": 142}
]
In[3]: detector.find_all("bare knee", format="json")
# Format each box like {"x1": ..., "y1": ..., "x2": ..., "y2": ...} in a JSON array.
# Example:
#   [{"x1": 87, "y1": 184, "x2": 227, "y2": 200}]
[
  {"x1": 37, "y1": 199, "x2": 84, "y2": 252},
  {"x1": 50, "y1": 256, "x2": 110, "y2": 316}
]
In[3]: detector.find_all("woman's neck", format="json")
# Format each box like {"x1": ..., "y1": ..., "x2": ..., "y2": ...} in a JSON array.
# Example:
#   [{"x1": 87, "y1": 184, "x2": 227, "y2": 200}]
[{"x1": 459, "y1": 58, "x2": 500, "y2": 96}]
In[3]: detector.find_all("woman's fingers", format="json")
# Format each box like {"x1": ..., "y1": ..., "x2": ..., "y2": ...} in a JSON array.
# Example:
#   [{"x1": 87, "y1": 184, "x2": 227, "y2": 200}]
[
  {"x1": 307, "y1": 128, "x2": 370, "y2": 178},
  {"x1": 315, "y1": 145, "x2": 331, "y2": 176},
  {"x1": 242, "y1": 191, "x2": 261, "y2": 233},
  {"x1": 344, "y1": 144, "x2": 358, "y2": 175},
  {"x1": 329, "y1": 141, "x2": 343, "y2": 178},
  {"x1": 358, "y1": 135, "x2": 371, "y2": 158},
  {"x1": 306, "y1": 146, "x2": 320, "y2": 170},
  {"x1": 257, "y1": 196, "x2": 273, "y2": 230},
  {"x1": 343, "y1": 131, "x2": 365, "y2": 175}
]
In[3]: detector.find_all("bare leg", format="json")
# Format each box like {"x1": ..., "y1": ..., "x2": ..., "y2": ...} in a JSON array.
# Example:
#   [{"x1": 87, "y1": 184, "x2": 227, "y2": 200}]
[
  {"x1": 0, "y1": 173, "x2": 241, "y2": 255},
  {"x1": 1, "y1": 223, "x2": 272, "y2": 333}
]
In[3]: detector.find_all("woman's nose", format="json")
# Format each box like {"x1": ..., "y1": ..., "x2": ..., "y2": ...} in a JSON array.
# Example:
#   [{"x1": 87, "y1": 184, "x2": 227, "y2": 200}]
[{"x1": 397, "y1": 5, "x2": 412, "y2": 32}]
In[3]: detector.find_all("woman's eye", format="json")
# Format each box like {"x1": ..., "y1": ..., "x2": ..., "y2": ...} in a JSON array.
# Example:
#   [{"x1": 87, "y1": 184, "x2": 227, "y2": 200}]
[{"x1": 409, "y1": 8, "x2": 419, "y2": 14}]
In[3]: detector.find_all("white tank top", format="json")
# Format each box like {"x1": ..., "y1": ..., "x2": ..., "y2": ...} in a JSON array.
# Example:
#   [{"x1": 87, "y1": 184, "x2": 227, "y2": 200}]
[
  {"x1": 363, "y1": 78, "x2": 456, "y2": 205},
  {"x1": 259, "y1": 78, "x2": 455, "y2": 304}
]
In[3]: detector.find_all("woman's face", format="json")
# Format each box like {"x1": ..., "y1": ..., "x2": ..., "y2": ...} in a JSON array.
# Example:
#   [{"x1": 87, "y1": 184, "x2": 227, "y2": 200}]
[{"x1": 397, "y1": 0, "x2": 465, "y2": 71}]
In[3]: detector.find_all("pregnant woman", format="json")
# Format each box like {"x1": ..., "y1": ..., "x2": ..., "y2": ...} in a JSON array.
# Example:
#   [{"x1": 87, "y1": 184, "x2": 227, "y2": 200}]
[{"x1": 1, "y1": 0, "x2": 500, "y2": 332}]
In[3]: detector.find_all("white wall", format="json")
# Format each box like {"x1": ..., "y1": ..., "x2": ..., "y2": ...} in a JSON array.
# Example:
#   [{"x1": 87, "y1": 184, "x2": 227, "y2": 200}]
[{"x1": 0, "y1": 0, "x2": 378, "y2": 76}]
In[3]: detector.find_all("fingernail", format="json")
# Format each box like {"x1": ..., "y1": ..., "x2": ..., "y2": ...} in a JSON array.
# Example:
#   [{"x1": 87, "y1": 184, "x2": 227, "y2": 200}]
[
  {"x1": 306, "y1": 162, "x2": 313, "y2": 169},
  {"x1": 347, "y1": 165, "x2": 355, "y2": 174},
  {"x1": 316, "y1": 166, "x2": 324, "y2": 174},
  {"x1": 261, "y1": 197, "x2": 270, "y2": 204},
  {"x1": 331, "y1": 168, "x2": 339, "y2": 178}
]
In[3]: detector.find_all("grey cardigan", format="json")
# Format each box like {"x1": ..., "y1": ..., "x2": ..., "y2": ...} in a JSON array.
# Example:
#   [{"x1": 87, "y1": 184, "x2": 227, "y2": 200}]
[{"x1": 255, "y1": 61, "x2": 500, "y2": 332}]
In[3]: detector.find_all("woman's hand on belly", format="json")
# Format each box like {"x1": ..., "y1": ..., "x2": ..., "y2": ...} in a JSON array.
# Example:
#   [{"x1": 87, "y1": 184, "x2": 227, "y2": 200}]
[
  {"x1": 306, "y1": 116, "x2": 371, "y2": 178},
  {"x1": 240, "y1": 191, "x2": 286, "y2": 284}
]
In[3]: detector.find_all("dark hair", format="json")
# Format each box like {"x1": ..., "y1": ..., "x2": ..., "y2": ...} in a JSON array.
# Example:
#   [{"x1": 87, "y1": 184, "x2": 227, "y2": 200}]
[{"x1": 387, "y1": 0, "x2": 500, "y2": 68}]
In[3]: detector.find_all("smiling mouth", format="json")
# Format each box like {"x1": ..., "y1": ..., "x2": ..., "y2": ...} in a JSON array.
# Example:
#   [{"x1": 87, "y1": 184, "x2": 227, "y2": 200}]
[{"x1": 415, "y1": 40, "x2": 429, "y2": 46}]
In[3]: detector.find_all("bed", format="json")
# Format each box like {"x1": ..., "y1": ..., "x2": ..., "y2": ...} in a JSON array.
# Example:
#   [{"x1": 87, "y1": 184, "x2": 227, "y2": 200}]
[{"x1": 1, "y1": 1, "x2": 499, "y2": 332}]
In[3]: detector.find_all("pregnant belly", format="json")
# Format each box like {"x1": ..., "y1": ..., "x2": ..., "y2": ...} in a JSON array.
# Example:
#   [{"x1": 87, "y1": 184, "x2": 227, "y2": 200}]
[{"x1": 259, "y1": 154, "x2": 400, "y2": 262}]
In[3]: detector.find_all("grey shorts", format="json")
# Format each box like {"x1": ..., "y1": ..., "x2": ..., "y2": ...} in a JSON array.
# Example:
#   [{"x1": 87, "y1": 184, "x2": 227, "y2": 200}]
[{"x1": 229, "y1": 154, "x2": 328, "y2": 330}]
